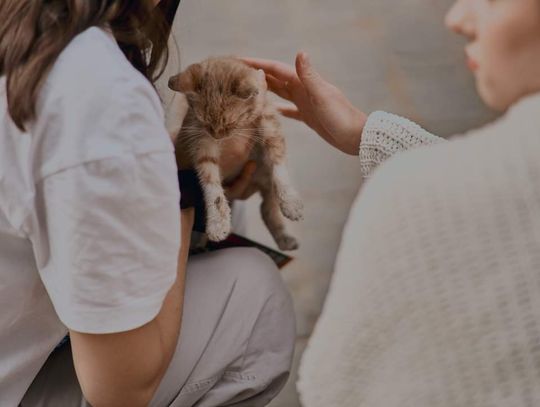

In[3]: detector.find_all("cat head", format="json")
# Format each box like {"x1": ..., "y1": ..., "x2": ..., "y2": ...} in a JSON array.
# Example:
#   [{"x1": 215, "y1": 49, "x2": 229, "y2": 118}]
[{"x1": 168, "y1": 57, "x2": 267, "y2": 140}]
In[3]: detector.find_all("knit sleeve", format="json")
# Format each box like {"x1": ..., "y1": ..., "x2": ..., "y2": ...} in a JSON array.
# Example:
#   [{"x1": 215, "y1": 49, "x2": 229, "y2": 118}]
[{"x1": 359, "y1": 111, "x2": 447, "y2": 178}]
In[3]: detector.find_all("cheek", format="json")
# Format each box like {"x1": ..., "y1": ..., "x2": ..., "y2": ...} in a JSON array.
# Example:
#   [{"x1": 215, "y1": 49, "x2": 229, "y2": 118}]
[
  {"x1": 192, "y1": 105, "x2": 209, "y2": 126},
  {"x1": 477, "y1": 2, "x2": 540, "y2": 107},
  {"x1": 482, "y1": 13, "x2": 539, "y2": 64},
  {"x1": 234, "y1": 106, "x2": 257, "y2": 126}
]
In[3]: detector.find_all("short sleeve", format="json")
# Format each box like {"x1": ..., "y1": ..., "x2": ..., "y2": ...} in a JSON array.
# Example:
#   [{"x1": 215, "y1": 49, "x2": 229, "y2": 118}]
[
  {"x1": 31, "y1": 27, "x2": 175, "y2": 180},
  {"x1": 30, "y1": 151, "x2": 181, "y2": 334},
  {"x1": 25, "y1": 27, "x2": 181, "y2": 333}
]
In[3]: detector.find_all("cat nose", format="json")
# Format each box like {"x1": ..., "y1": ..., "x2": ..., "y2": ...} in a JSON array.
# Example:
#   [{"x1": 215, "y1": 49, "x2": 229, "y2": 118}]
[{"x1": 216, "y1": 130, "x2": 228, "y2": 139}]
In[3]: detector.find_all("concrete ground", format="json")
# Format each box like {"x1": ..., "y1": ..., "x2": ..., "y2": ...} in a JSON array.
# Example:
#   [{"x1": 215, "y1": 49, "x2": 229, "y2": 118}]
[{"x1": 157, "y1": 1, "x2": 495, "y2": 405}]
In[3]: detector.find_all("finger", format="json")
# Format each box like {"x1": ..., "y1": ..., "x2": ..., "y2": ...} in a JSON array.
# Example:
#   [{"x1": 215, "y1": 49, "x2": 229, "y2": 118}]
[
  {"x1": 226, "y1": 161, "x2": 255, "y2": 191},
  {"x1": 225, "y1": 161, "x2": 257, "y2": 199},
  {"x1": 295, "y1": 52, "x2": 328, "y2": 106},
  {"x1": 276, "y1": 103, "x2": 303, "y2": 122},
  {"x1": 226, "y1": 167, "x2": 255, "y2": 200},
  {"x1": 239, "y1": 185, "x2": 258, "y2": 201},
  {"x1": 265, "y1": 75, "x2": 292, "y2": 101},
  {"x1": 240, "y1": 57, "x2": 298, "y2": 84}
]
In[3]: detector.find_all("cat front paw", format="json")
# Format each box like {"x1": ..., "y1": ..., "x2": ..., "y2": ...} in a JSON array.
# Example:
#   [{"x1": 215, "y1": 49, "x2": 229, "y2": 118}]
[
  {"x1": 206, "y1": 196, "x2": 232, "y2": 241},
  {"x1": 275, "y1": 233, "x2": 299, "y2": 251},
  {"x1": 206, "y1": 213, "x2": 231, "y2": 241},
  {"x1": 279, "y1": 191, "x2": 304, "y2": 222}
]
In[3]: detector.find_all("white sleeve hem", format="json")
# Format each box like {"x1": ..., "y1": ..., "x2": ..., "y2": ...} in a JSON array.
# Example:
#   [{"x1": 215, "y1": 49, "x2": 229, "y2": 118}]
[
  {"x1": 359, "y1": 111, "x2": 445, "y2": 178},
  {"x1": 56, "y1": 275, "x2": 175, "y2": 334}
]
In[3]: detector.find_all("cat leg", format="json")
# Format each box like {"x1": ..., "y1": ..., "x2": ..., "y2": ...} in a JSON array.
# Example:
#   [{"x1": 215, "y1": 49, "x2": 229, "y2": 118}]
[
  {"x1": 260, "y1": 116, "x2": 304, "y2": 221},
  {"x1": 272, "y1": 163, "x2": 303, "y2": 221},
  {"x1": 194, "y1": 145, "x2": 232, "y2": 241},
  {"x1": 260, "y1": 184, "x2": 299, "y2": 251}
]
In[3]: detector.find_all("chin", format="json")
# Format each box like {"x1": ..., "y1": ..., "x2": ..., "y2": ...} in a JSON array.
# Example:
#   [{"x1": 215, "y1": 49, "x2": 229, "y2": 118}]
[{"x1": 476, "y1": 79, "x2": 513, "y2": 112}]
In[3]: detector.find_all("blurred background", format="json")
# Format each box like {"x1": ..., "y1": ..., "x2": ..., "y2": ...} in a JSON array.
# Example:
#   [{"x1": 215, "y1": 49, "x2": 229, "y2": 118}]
[{"x1": 156, "y1": 1, "x2": 496, "y2": 405}]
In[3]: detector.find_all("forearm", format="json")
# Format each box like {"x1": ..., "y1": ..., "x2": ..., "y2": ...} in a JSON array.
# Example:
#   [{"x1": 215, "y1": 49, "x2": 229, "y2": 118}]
[
  {"x1": 153, "y1": 208, "x2": 193, "y2": 384},
  {"x1": 359, "y1": 112, "x2": 447, "y2": 178},
  {"x1": 72, "y1": 209, "x2": 194, "y2": 407}
]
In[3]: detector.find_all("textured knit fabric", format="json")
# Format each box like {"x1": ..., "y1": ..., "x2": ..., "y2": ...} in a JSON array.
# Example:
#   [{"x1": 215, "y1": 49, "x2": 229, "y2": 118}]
[
  {"x1": 298, "y1": 93, "x2": 540, "y2": 407},
  {"x1": 359, "y1": 111, "x2": 445, "y2": 178}
]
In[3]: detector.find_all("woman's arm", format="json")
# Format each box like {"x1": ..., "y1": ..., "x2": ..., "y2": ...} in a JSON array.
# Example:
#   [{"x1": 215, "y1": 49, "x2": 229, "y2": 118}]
[
  {"x1": 241, "y1": 53, "x2": 367, "y2": 156},
  {"x1": 359, "y1": 112, "x2": 446, "y2": 179},
  {"x1": 31, "y1": 149, "x2": 190, "y2": 407},
  {"x1": 70, "y1": 208, "x2": 194, "y2": 407},
  {"x1": 241, "y1": 53, "x2": 447, "y2": 170}
]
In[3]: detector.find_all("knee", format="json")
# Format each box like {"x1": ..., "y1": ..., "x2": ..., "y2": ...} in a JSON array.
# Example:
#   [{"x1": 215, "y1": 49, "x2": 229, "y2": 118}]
[
  {"x1": 228, "y1": 246, "x2": 296, "y2": 330},
  {"x1": 221, "y1": 247, "x2": 296, "y2": 389},
  {"x1": 180, "y1": 248, "x2": 296, "y2": 406},
  {"x1": 229, "y1": 247, "x2": 294, "y2": 316},
  {"x1": 218, "y1": 247, "x2": 291, "y2": 305},
  {"x1": 191, "y1": 246, "x2": 294, "y2": 327}
]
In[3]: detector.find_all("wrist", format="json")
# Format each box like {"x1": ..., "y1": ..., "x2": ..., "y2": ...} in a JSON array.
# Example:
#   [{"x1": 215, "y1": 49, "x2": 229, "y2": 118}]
[
  {"x1": 181, "y1": 208, "x2": 195, "y2": 235},
  {"x1": 345, "y1": 108, "x2": 367, "y2": 156},
  {"x1": 178, "y1": 170, "x2": 206, "y2": 233},
  {"x1": 179, "y1": 209, "x2": 194, "y2": 263}
]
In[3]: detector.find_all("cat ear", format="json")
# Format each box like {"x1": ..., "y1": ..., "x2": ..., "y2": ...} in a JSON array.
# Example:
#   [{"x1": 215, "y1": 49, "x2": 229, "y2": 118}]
[
  {"x1": 168, "y1": 63, "x2": 203, "y2": 93},
  {"x1": 235, "y1": 70, "x2": 265, "y2": 100}
]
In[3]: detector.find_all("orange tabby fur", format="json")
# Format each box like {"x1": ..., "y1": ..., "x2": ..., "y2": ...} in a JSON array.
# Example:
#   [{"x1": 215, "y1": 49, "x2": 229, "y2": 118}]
[{"x1": 169, "y1": 57, "x2": 303, "y2": 250}]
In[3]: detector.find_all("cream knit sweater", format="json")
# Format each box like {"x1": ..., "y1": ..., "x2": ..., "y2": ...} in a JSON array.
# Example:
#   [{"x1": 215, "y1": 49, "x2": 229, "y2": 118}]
[{"x1": 298, "y1": 93, "x2": 540, "y2": 407}]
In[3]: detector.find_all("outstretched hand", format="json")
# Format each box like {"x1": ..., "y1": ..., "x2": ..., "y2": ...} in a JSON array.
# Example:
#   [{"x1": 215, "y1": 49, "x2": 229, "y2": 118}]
[{"x1": 241, "y1": 52, "x2": 367, "y2": 156}]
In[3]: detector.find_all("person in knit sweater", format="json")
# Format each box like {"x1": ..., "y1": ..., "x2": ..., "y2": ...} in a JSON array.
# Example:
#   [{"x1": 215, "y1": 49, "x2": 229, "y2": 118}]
[{"x1": 243, "y1": 0, "x2": 540, "y2": 406}]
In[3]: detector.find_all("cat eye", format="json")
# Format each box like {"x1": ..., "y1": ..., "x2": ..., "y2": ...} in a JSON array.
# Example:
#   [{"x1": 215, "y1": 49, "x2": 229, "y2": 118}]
[{"x1": 237, "y1": 88, "x2": 259, "y2": 100}]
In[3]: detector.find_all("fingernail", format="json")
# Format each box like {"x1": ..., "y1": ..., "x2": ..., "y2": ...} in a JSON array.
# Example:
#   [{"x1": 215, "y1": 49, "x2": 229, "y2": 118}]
[{"x1": 299, "y1": 51, "x2": 309, "y2": 66}]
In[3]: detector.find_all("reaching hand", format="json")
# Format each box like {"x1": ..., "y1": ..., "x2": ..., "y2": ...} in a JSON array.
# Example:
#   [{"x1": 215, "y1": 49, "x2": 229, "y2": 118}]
[{"x1": 241, "y1": 52, "x2": 367, "y2": 156}]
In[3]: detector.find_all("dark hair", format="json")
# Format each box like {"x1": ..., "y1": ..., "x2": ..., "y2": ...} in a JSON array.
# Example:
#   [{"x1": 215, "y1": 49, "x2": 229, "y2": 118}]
[{"x1": 0, "y1": 0, "x2": 181, "y2": 131}]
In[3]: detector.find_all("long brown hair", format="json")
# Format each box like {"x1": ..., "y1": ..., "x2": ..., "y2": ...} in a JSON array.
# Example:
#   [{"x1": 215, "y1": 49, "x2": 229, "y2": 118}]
[{"x1": 0, "y1": 0, "x2": 181, "y2": 131}]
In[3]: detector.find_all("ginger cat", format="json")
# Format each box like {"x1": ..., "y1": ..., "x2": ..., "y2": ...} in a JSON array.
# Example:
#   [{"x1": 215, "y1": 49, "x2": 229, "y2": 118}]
[{"x1": 168, "y1": 57, "x2": 303, "y2": 251}]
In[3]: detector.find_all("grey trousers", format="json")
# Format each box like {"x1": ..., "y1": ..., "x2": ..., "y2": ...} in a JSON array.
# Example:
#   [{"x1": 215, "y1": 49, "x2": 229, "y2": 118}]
[{"x1": 21, "y1": 248, "x2": 296, "y2": 407}]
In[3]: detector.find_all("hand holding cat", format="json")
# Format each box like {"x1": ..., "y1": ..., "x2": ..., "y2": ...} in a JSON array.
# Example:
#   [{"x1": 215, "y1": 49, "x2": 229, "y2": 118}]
[
  {"x1": 169, "y1": 57, "x2": 303, "y2": 248},
  {"x1": 241, "y1": 52, "x2": 367, "y2": 156},
  {"x1": 224, "y1": 161, "x2": 258, "y2": 201}
]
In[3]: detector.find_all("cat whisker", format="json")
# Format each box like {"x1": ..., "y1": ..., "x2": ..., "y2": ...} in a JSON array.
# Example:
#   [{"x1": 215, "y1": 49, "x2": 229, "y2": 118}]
[
  {"x1": 181, "y1": 127, "x2": 268, "y2": 131},
  {"x1": 230, "y1": 134, "x2": 264, "y2": 142}
]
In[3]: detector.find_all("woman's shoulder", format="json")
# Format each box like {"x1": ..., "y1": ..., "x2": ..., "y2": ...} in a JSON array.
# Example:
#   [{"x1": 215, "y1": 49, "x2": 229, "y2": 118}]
[
  {"x1": 364, "y1": 98, "x2": 540, "y2": 200},
  {"x1": 40, "y1": 26, "x2": 158, "y2": 112},
  {"x1": 49, "y1": 27, "x2": 140, "y2": 87},
  {"x1": 31, "y1": 26, "x2": 171, "y2": 181}
]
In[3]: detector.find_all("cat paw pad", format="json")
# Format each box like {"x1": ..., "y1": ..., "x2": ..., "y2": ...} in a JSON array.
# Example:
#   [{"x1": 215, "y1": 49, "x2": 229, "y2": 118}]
[
  {"x1": 206, "y1": 201, "x2": 231, "y2": 242},
  {"x1": 279, "y1": 193, "x2": 304, "y2": 221},
  {"x1": 276, "y1": 234, "x2": 299, "y2": 251},
  {"x1": 207, "y1": 217, "x2": 231, "y2": 241}
]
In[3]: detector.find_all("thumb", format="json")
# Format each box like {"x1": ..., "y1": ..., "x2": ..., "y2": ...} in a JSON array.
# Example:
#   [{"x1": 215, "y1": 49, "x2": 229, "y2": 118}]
[
  {"x1": 243, "y1": 160, "x2": 257, "y2": 177},
  {"x1": 226, "y1": 161, "x2": 256, "y2": 196},
  {"x1": 295, "y1": 52, "x2": 327, "y2": 105}
]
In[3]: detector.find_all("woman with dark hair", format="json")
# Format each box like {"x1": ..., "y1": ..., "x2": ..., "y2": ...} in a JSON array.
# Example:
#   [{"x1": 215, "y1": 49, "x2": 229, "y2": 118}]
[{"x1": 0, "y1": 1, "x2": 295, "y2": 406}]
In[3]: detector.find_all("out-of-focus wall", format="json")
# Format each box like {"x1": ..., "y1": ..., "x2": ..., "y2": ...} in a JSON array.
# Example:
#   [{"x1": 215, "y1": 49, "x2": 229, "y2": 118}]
[{"x1": 156, "y1": 1, "x2": 496, "y2": 405}]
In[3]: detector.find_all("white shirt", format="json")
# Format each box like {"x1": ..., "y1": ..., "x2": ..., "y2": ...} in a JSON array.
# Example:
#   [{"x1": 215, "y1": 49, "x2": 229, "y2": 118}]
[{"x1": 0, "y1": 27, "x2": 180, "y2": 406}]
